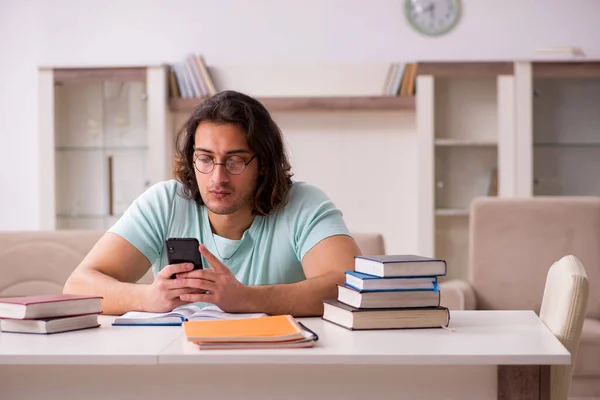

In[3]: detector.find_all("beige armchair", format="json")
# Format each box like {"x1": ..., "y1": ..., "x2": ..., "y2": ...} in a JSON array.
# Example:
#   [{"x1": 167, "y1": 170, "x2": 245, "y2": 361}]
[
  {"x1": 0, "y1": 230, "x2": 384, "y2": 297},
  {"x1": 440, "y1": 197, "x2": 600, "y2": 399}
]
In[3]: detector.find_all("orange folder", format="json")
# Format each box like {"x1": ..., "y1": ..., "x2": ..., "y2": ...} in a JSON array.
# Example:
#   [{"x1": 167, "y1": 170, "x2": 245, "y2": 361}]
[{"x1": 183, "y1": 314, "x2": 305, "y2": 343}]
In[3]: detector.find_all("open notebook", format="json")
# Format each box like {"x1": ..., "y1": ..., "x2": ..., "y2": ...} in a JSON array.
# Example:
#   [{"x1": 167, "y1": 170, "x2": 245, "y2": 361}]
[{"x1": 112, "y1": 304, "x2": 266, "y2": 326}]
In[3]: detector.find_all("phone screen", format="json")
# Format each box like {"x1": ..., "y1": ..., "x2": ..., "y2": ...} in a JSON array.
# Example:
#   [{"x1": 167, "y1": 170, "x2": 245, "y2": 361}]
[{"x1": 165, "y1": 238, "x2": 203, "y2": 278}]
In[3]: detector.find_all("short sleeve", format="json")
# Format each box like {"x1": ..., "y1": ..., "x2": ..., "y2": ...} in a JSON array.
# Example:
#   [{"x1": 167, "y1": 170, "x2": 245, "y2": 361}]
[
  {"x1": 107, "y1": 180, "x2": 177, "y2": 264},
  {"x1": 284, "y1": 182, "x2": 351, "y2": 261}
]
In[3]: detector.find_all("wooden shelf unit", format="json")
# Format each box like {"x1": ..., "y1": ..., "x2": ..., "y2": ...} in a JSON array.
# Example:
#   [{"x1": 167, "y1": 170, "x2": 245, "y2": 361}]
[{"x1": 169, "y1": 95, "x2": 416, "y2": 113}]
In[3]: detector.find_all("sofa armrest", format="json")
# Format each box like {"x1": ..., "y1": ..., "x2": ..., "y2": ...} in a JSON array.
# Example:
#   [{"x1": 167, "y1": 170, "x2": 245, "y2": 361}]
[{"x1": 439, "y1": 279, "x2": 477, "y2": 310}]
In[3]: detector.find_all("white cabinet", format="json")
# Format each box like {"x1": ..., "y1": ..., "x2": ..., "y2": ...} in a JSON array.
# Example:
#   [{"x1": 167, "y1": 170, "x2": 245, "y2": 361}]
[
  {"x1": 417, "y1": 63, "x2": 516, "y2": 281},
  {"x1": 418, "y1": 60, "x2": 600, "y2": 281},
  {"x1": 38, "y1": 66, "x2": 171, "y2": 230}
]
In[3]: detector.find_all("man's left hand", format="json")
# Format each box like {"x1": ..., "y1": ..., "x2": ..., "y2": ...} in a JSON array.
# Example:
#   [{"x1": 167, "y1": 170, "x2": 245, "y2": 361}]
[{"x1": 174, "y1": 244, "x2": 252, "y2": 313}]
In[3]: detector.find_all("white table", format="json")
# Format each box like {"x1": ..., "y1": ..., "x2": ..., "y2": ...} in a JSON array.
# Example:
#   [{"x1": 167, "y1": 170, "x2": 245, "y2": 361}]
[{"x1": 0, "y1": 310, "x2": 569, "y2": 400}]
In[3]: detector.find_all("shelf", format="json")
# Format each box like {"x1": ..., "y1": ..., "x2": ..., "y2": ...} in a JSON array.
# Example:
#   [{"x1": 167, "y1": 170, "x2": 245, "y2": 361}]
[
  {"x1": 169, "y1": 96, "x2": 416, "y2": 113},
  {"x1": 435, "y1": 208, "x2": 470, "y2": 217},
  {"x1": 534, "y1": 142, "x2": 600, "y2": 148},
  {"x1": 50, "y1": 67, "x2": 147, "y2": 84},
  {"x1": 417, "y1": 62, "x2": 514, "y2": 77},
  {"x1": 533, "y1": 62, "x2": 600, "y2": 78},
  {"x1": 435, "y1": 138, "x2": 497, "y2": 147},
  {"x1": 55, "y1": 146, "x2": 148, "y2": 151}
]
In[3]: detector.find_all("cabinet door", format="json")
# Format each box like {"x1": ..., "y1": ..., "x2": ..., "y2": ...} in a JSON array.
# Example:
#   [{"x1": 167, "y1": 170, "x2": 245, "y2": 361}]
[
  {"x1": 54, "y1": 81, "x2": 110, "y2": 228},
  {"x1": 531, "y1": 63, "x2": 600, "y2": 196},
  {"x1": 53, "y1": 72, "x2": 150, "y2": 230},
  {"x1": 103, "y1": 80, "x2": 149, "y2": 219}
]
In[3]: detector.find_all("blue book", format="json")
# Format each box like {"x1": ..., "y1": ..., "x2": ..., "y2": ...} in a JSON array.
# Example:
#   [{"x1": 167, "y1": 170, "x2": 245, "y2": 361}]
[
  {"x1": 345, "y1": 271, "x2": 438, "y2": 292},
  {"x1": 337, "y1": 284, "x2": 440, "y2": 309},
  {"x1": 354, "y1": 254, "x2": 447, "y2": 278}
]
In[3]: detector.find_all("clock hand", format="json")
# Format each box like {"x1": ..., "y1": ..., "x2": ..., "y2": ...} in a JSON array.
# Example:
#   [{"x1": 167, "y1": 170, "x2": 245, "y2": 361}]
[
  {"x1": 424, "y1": 2, "x2": 435, "y2": 17},
  {"x1": 428, "y1": 2, "x2": 436, "y2": 18}
]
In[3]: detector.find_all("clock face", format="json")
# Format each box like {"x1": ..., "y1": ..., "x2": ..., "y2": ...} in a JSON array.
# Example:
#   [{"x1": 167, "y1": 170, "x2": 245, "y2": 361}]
[{"x1": 405, "y1": 0, "x2": 462, "y2": 36}]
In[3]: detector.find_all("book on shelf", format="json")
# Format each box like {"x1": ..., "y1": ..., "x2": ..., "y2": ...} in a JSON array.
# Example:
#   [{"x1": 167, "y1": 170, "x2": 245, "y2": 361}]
[
  {"x1": 337, "y1": 284, "x2": 440, "y2": 309},
  {"x1": 112, "y1": 304, "x2": 266, "y2": 326},
  {"x1": 383, "y1": 63, "x2": 404, "y2": 96},
  {"x1": 322, "y1": 300, "x2": 450, "y2": 331},
  {"x1": 345, "y1": 270, "x2": 438, "y2": 291},
  {"x1": 0, "y1": 313, "x2": 100, "y2": 335},
  {"x1": 403, "y1": 63, "x2": 418, "y2": 96},
  {"x1": 183, "y1": 314, "x2": 318, "y2": 349},
  {"x1": 354, "y1": 254, "x2": 447, "y2": 278},
  {"x1": 169, "y1": 53, "x2": 217, "y2": 100},
  {"x1": 0, "y1": 294, "x2": 103, "y2": 320},
  {"x1": 382, "y1": 62, "x2": 417, "y2": 96}
]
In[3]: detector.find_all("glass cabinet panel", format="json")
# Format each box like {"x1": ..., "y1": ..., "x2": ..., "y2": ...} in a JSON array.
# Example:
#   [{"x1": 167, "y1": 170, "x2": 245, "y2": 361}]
[
  {"x1": 532, "y1": 65, "x2": 600, "y2": 196},
  {"x1": 54, "y1": 77, "x2": 149, "y2": 229}
]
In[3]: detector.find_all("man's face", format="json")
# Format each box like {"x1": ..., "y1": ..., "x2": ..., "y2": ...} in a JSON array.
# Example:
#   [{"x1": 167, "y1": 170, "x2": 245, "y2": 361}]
[{"x1": 193, "y1": 122, "x2": 259, "y2": 216}]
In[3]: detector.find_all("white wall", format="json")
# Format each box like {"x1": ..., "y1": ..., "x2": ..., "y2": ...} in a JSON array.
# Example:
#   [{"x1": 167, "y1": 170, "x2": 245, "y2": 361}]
[{"x1": 1, "y1": 0, "x2": 599, "y2": 254}]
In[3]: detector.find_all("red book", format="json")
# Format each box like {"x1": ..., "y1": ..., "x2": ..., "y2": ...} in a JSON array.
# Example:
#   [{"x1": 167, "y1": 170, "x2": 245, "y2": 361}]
[{"x1": 0, "y1": 294, "x2": 102, "y2": 319}]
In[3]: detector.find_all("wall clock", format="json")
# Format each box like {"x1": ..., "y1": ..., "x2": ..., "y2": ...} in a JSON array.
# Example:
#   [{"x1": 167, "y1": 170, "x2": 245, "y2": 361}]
[{"x1": 405, "y1": 0, "x2": 462, "y2": 37}]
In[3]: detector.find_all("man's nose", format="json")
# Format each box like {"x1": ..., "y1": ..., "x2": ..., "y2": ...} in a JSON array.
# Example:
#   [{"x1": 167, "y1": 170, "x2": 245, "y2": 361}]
[{"x1": 210, "y1": 163, "x2": 230, "y2": 184}]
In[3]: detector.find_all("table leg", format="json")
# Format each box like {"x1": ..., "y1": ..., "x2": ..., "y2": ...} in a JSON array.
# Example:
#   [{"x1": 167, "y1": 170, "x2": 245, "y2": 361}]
[{"x1": 497, "y1": 365, "x2": 550, "y2": 400}]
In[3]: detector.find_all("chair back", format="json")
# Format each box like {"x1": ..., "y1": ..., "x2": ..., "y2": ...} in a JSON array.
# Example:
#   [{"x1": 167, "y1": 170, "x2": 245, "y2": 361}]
[
  {"x1": 0, "y1": 230, "x2": 104, "y2": 296},
  {"x1": 351, "y1": 233, "x2": 385, "y2": 255},
  {"x1": 469, "y1": 197, "x2": 600, "y2": 318},
  {"x1": 0, "y1": 230, "x2": 154, "y2": 297},
  {"x1": 539, "y1": 255, "x2": 589, "y2": 400}
]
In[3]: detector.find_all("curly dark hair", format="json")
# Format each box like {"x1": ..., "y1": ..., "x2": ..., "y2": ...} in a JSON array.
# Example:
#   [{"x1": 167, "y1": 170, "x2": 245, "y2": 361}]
[{"x1": 173, "y1": 90, "x2": 294, "y2": 216}]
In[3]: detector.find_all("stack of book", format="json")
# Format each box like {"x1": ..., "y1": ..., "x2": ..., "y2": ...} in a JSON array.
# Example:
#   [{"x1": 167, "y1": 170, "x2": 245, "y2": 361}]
[
  {"x1": 322, "y1": 255, "x2": 450, "y2": 330},
  {"x1": 0, "y1": 294, "x2": 103, "y2": 334},
  {"x1": 183, "y1": 314, "x2": 318, "y2": 350}
]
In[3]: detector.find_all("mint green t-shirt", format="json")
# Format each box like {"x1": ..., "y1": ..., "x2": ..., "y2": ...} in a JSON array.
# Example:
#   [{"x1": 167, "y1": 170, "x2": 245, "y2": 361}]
[{"x1": 108, "y1": 180, "x2": 350, "y2": 289}]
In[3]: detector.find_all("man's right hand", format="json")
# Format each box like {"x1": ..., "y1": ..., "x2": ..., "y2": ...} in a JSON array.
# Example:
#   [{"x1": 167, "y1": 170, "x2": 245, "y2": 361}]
[{"x1": 142, "y1": 263, "x2": 202, "y2": 312}]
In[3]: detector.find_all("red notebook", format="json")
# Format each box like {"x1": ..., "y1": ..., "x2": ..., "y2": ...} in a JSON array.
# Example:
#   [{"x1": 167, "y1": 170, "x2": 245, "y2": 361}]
[{"x1": 0, "y1": 294, "x2": 102, "y2": 319}]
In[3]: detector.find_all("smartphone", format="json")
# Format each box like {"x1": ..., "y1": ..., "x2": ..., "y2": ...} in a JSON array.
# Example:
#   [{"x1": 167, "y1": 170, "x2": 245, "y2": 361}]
[{"x1": 165, "y1": 237, "x2": 203, "y2": 279}]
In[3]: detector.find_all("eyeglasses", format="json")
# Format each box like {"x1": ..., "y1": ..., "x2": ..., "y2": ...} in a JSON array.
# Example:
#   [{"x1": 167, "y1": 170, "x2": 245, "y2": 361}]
[{"x1": 194, "y1": 154, "x2": 257, "y2": 175}]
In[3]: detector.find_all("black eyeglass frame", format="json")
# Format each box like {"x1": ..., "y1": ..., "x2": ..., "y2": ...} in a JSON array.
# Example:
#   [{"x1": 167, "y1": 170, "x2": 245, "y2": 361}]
[{"x1": 193, "y1": 154, "x2": 257, "y2": 175}]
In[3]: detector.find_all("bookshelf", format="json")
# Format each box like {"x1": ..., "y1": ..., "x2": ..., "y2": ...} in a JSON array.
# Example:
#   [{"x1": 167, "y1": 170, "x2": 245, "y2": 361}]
[
  {"x1": 170, "y1": 95, "x2": 415, "y2": 113},
  {"x1": 38, "y1": 66, "x2": 170, "y2": 230},
  {"x1": 417, "y1": 62, "x2": 516, "y2": 281}
]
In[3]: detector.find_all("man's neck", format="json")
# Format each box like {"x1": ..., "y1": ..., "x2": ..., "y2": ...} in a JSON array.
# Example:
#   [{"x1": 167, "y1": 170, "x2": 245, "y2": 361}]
[{"x1": 207, "y1": 207, "x2": 255, "y2": 240}]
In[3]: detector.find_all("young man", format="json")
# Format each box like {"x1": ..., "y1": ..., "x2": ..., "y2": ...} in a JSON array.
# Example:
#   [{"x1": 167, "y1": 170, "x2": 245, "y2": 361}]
[{"x1": 63, "y1": 90, "x2": 360, "y2": 317}]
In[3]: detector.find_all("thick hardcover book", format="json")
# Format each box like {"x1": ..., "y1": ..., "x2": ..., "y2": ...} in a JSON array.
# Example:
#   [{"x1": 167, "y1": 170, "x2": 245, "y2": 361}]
[
  {"x1": 0, "y1": 294, "x2": 103, "y2": 319},
  {"x1": 337, "y1": 284, "x2": 440, "y2": 309},
  {"x1": 322, "y1": 299, "x2": 450, "y2": 331},
  {"x1": 354, "y1": 255, "x2": 447, "y2": 278}
]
